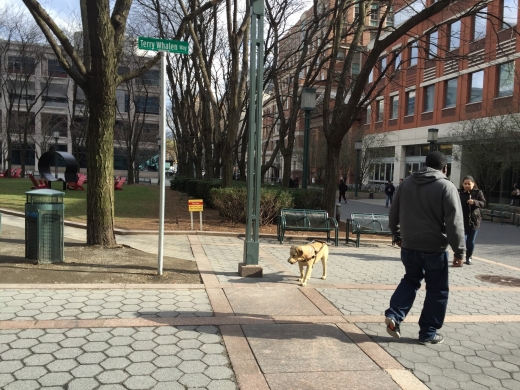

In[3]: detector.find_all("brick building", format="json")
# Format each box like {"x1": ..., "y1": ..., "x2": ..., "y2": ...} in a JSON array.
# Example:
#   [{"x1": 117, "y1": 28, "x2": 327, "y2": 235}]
[{"x1": 364, "y1": 0, "x2": 520, "y2": 202}]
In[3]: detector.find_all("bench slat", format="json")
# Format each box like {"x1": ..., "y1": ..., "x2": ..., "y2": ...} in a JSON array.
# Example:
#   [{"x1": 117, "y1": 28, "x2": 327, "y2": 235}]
[
  {"x1": 278, "y1": 208, "x2": 338, "y2": 246},
  {"x1": 347, "y1": 213, "x2": 391, "y2": 247}
]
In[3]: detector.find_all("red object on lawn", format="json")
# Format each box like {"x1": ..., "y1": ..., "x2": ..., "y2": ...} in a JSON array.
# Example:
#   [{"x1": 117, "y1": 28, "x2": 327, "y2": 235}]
[
  {"x1": 67, "y1": 174, "x2": 86, "y2": 190},
  {"x1": 11, "y1": 168, "x2": 22, "y2": 178},
  {"x1": 114, "y1": 176, "x2": 126, "y2": 190},
  {"x1": 29, "y1": 174, "x2": 48, "y2": 189}
]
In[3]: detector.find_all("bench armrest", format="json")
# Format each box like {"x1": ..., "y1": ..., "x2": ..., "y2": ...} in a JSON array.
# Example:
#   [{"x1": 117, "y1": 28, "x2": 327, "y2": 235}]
[
  {"x1": 327, "y1": 217, "x2": 338, "y2": 229},
  {"x1": 350, "y1": 219, "x2": 361, "y2": 232}
]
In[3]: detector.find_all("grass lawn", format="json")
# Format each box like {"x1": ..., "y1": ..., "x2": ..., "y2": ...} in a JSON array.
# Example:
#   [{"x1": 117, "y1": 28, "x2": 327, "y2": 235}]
[{"x1": 0, "y1": 178, "x2": 160, "y2": 225}]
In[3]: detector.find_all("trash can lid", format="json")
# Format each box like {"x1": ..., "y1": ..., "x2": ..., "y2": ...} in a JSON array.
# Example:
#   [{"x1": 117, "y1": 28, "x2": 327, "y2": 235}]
[{"x1": 25, "y1": 189, "x2": 64, "y2": 196}]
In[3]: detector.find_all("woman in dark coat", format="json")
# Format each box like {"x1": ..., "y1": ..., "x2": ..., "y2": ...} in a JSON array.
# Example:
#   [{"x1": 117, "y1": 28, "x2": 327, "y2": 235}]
[{"x1": 458, "y1": 176, "x2": 486, "y2": 265}]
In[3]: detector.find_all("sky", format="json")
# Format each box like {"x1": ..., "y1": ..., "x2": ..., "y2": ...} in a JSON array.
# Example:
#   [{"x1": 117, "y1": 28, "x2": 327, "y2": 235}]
[
  {"x1": 2, "y1": 0, "x2": 309, "y2": 31},
  {"x1": 0, "y1": 0, "x2": 78, "y2": 28}
]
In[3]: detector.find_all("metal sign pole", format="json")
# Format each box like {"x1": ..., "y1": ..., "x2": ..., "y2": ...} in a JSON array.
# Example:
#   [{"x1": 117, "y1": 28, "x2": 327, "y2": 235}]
[{"x1": 158, "y1": 51, "x2": 166, "y2": 275}]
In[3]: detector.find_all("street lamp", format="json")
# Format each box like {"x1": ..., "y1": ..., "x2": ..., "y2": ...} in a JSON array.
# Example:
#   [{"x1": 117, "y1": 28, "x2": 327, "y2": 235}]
[
  {"x1": 354, "y1": 140, "x2": 362, "y2": 198},
  {"x1": 53, "y1": 130, "x2": 60, "y2": 178},
  {"x1": 428, "y1": 128, "x2": 439, "y2": 153},
  {"x1": 301, "y1": 87, "x2": 316, "y2": 189}
]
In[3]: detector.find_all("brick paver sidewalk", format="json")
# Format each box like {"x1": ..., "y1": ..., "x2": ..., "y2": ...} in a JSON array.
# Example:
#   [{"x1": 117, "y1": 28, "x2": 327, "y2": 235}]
[{"x1": 1, "y1": 211, "x2": 520, "y2": 389}]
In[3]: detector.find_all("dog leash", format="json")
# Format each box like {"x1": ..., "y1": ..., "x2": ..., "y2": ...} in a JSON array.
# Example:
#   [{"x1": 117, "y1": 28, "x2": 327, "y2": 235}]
[{"x1": 300, "y1": 240, "x2": 325, "y2": 261}]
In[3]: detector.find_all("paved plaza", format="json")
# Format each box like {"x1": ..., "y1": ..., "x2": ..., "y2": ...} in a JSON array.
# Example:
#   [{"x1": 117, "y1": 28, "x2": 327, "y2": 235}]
[{"x1": 1, "y1": 199, "x2": 520, "y2": 389}]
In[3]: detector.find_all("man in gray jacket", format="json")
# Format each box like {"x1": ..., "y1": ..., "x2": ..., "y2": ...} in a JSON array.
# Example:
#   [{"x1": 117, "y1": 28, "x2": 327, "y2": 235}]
[{"x1": 385, "y1": 152, "x2": 465, "y2": 344}]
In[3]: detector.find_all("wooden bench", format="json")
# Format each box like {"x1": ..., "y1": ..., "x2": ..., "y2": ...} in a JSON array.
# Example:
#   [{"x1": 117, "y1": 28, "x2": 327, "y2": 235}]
[
  {"x1": 277, "y1": 208, "x2": 339, "y2": 246},
  {"x1": 481, "y1": 206, "x2": 516, "y2": 225},
  {"x1": 346, "y1": 213, "x2": 392, "y2": 247}
]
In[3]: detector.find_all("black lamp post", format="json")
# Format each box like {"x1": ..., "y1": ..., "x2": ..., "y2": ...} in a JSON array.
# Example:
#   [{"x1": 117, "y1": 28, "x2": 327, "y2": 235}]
[
  {"x1": 428, "y1": 128, "x2": 439, "y2": 153},
  {"x1": 53, "y1": 130, "x2": 60, "y2": 178},
  {"x1": 301, "y1": 87, "x2": 316, "y2": 189},
  {"x1": 354, "y1": 140, "x2": 362, "y2": 198}
]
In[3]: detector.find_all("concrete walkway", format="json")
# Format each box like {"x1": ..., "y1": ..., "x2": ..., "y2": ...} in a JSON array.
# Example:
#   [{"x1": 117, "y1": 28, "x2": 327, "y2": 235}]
[{"x1": 1, "y1": 202, "x2": 520, "y2": 390}]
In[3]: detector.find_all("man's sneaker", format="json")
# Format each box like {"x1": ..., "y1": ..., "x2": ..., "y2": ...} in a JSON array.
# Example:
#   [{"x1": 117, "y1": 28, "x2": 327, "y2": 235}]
[
  {"x1": 465, "y1": 258, "x2": 472, "y2": 265},
  {"x1": 419, "y1": 334, "x2": 444, "y2": 345},
  {"x1": 385, "y1": 317, "x2": 401, "y2": 339}
]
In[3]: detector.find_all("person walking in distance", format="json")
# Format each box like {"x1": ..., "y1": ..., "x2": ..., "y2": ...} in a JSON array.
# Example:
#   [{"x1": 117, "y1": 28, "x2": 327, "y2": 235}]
[
  {"x1": 385, "y1": 180, "x2": 396, "y2": 207},
  {"x1": 385, "y1": 152, "x2": 465, "y2": 344},
  {"x1": 338, "y1": 179, "x2": 348, "y2": 204},
  {"x1": 458, "y1": 176, "x2": 485, "y2": 266}
]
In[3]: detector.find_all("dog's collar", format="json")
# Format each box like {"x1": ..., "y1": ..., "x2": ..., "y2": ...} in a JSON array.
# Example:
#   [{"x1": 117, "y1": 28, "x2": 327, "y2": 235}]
[{"x1": 298, "y1": 242, "x2": 324, "y2": 261}]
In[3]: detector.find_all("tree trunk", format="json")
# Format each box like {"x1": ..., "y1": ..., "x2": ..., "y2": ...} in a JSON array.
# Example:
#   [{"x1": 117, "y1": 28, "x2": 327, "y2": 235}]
[
  {"x1": 85, "y1": 85, "x2": 117, "y2": 245},
  {"x1": 21, "y1": 134, "x2": 27, "y2": 177},
  {"x1": 221, "y1": 140, "x2": 234, "y2": 186},
  {"x1": 127, "y1": 146, "x2": 135, "y2": 184},
  {"x1": 281, "y1": 145, "x2": 294, "y2": 187},
  {"x1": 84, "y1": 0, "x2": 118, "y2": 246},
  {"x1": 323, "y1": 142, "x2": 342, "y2": 216}
]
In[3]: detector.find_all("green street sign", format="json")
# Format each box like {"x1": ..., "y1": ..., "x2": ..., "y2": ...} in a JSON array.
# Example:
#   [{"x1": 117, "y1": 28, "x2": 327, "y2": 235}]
[{"x1": 138, "y1": 37, "x2": 189, "y2": 55}]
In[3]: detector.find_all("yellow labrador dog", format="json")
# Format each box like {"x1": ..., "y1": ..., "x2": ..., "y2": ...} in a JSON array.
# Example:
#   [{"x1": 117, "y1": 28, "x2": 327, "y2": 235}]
[{"x1": 287, "y1": 241, "x2": 328, "y2": 287}]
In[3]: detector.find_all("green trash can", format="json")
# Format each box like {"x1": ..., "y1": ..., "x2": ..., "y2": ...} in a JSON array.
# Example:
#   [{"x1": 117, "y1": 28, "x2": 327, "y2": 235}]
[{"x1": 25, "y1": 189, "x2": 65, "y2": 263}]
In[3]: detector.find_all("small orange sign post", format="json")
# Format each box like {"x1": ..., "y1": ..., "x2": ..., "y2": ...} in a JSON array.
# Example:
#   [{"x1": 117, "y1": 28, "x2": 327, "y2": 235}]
[{"x1": 188, "y1": 199, "x2": 203, "y2": 230}]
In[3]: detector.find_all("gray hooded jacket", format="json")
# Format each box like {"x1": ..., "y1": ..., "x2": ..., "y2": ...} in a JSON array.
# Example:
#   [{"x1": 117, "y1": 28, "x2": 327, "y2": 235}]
[{"x1": 389, "y1": 167, "x2": 465, "y2": 254}]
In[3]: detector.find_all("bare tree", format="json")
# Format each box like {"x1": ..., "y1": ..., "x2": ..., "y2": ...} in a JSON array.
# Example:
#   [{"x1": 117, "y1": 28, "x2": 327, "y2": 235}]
[
  {"x1": 115, "y1": 57, "x2": 160, "y2": 184},
  {"x1": 449, "y1": 115, "x2": 520, "y2": 205},
  {"x1": 0, "y1": 8, "x2": 52, "y2": 177},
  {"x1": 22, "y1": 0, "x2": 221, "y2": 246}
]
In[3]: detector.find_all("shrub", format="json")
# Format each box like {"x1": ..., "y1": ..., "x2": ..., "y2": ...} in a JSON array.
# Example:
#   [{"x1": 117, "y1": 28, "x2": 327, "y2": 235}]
[
  {"x1": 259, "y1": 189, "x2": 293, "y2": 225},
  {"x1": 170, "y1": 176, "x2": 190, "y2": 192},
  {"x1": 185, "y1": 179, "x2": 199, "y2": 197},
  {"x1": 210, "y1": 187, "x2": 247, "y2": 224},
  {"x1": 289, "y1": 188, "x2": 323, "y2": 209},
  {"x1": 196, "y1": 180, "x2": 221, "y2": 207},
  {"x1": 210, "y1": 187, "x2": 293, "y2": 225}
]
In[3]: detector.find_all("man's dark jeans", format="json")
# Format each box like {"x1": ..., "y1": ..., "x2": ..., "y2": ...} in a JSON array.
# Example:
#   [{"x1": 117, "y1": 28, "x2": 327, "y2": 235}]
[{"x1": 385, "y1": 248, "x2": 449, "y2": 341}]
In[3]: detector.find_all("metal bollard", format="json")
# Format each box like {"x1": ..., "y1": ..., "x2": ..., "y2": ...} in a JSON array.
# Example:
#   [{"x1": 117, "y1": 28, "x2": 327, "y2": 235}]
[{"x1": 335, "y1": 203, "x2": 341, "y2": 222}]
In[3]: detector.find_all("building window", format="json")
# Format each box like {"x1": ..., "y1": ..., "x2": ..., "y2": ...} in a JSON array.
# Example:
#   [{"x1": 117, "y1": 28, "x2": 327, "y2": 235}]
[
  {"x1": 409, "y1": 44, "x2": 418, "y2": 67},
  {"x1": 370, "y1": 4, "x2": 379, "y2": 26},
  {"x1": 497, "y1": 61, "x2": 514, "y2": 97},
  {"x1": 472, "y1": 7, "x2": 487, "y2": 40},
  {"x1": 469, "y1": 70, "x2": 484, "y2": 103},
  {"x1": 445, "y1": 78, "x2": 458, "y2": 107},
  {"x1": 424, "y1": 85, "x2": 434, "y2": 112},
  {"x1": 376, "y1": 100, "x2": 384, "y2": 122},
  {"x1": 47, "y1": 59, "x2": 67, "y2": 78},
  {"x1": 368, "y1": 69, "x2": 373, "y2": 83},
  {"x1": 135, "y1": 95, "x2": 160, "y2": 114},
  {"x1": 502, "y1": 0, "x2": 518, "y2": 29},
  {"x1": 354, "y1": 4, "x2": 359, "y2": 20},
  {"x1": 406, "y1": 90, "x2": 415, "y2": 116},
  {"x1": 380, "y1": 57, "x2": 387, "y2": 71},
  {"x1": 140, "y1": 69, "x2": 160, "y2": 86},
  {"x1": 368, "y1": 162, "x2": 394, "y2": 184},
  {"x1": 8, "y1": 56, "x2": 36, "y2": 75},
  {"x1": 449, "y1": 20, "x2": 461, "y2": 50},
  {"x1": 386, "y1": 6, "x2": 394, "y2": 27},
  {"x1": 352, "y1": 52, "x2": 361, "y2": 75},
  {"x1": 390, "y1": 95, "x2": 399, "y2": 119},
  {"x1": 366, "y1": 105, "x2": 372, "y2": 124},
  {"x1": 427, "y1": 31, "x2": 438, "y2": 59},
  {"x1": 394, "y1": 51, "x2": 401, "y2": 70}
]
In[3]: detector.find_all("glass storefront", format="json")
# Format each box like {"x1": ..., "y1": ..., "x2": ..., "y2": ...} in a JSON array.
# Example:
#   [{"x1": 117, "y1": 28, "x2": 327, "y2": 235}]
[{"x1": 368, "y1": 161, "x2": 394, "y2": 184}]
